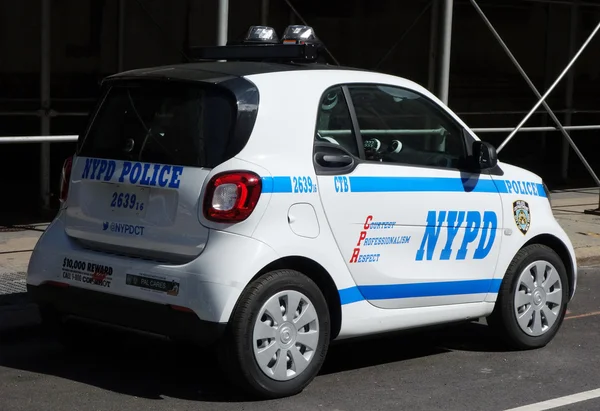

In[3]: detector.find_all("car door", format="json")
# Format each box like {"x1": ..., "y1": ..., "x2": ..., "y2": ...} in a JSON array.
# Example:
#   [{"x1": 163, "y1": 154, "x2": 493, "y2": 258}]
[{"x1": 314, "y1": 83, "x2": 504, "y2": 309}]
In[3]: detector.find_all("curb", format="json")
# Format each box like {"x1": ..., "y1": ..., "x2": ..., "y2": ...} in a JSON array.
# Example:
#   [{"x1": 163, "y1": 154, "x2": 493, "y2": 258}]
[
  {"x1": 576, "y1": 255, "x2": 600, "y2": 268},
  {"x1": 574, "y1": 245, "x2": 600, "y2": 267}
]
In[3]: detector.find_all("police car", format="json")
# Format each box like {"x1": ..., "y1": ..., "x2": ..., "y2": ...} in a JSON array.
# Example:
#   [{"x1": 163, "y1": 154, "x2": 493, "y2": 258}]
[{"x1": 26, "y1": 25, "x2": 577, "y2": 399}]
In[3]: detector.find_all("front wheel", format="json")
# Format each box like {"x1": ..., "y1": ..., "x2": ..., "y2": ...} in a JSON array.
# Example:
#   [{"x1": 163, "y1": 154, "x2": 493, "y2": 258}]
[
  {"x1": 219, "y1": 269, "x2": 330, "y2": 399},
  {"x1": 487, "y1": 244, "x2": 569, "y2": 349}
]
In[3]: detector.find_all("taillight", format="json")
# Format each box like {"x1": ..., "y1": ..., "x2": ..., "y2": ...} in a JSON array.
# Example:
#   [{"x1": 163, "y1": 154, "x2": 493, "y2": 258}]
[
  {"x1": 203, "y1": 171, "x2": 262, "y2": 222},
  {"x1": 59, "y1": 155, "x2": 73, "y2": 204}
]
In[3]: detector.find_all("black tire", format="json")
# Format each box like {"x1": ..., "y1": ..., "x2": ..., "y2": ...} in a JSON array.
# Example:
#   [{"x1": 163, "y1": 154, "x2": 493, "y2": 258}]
[
  {"x1": 487, "y1": 244, "x2": 569, "y2": 350},
  {"x1": 218, "y1": 269, "x2": 331, "y2": 399}
]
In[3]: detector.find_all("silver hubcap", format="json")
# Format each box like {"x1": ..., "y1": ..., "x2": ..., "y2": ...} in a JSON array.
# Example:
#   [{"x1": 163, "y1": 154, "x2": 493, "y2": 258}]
[
  {"x1": 514, "y1": 260, "x2": 563, "y2": 337},
  {"x1": 253, "y1": 290, "x2": 319, "y2": 381}
]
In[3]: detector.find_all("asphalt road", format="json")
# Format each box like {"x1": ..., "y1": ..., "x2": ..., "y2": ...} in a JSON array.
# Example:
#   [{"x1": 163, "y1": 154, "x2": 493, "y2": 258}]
[{"x1": 1, "y1": 268, "x2": 599, "y2": 411}]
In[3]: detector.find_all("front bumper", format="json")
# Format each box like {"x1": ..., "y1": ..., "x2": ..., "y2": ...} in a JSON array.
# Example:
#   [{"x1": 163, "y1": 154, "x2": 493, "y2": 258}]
[{"x1": 28, "y1": 282, "x2": 226, "y2": 345}]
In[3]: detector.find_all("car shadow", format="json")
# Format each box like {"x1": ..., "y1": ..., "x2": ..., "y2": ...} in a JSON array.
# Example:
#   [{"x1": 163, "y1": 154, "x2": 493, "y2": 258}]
[
  {"x1": 321, "y1": 320, "x2": 516, "y2": 375},
  {"x1": 0, "y1": 320, "x2": 514, "y2": 403}
]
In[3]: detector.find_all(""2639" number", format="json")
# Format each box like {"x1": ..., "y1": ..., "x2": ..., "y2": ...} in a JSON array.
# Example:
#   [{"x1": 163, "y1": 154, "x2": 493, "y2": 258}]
[
  {"x1": 292, "y1": 176, "x2": 317, "y2": 193},
  {"x1": 110, "y1": 192, "x2": 144, "y2": 211}
]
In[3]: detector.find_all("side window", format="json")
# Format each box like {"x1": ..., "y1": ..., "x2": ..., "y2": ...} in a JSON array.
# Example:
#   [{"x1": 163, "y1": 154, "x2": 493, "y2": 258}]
[
  {"x1": 315, "y1": 86, "x2": 359, "y2": 157},
  {"x1": 347, "y1": 85, "x2": 467, "y2": 169}
]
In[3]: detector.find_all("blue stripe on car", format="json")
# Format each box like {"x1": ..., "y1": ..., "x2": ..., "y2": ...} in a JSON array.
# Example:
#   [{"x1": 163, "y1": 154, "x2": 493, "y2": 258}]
[
  {"x1": 348, "y1": 176, "x2": 500, "y2": 194},
  {"x1": 338, "y1": 278, "x2": 502, "y2": 305},
  {"x1": 261, "y1": 176, "x2": 293, "y2": 193},
  {"x1": 261, "y1": 176, "x2": 546, "y2": 197}
]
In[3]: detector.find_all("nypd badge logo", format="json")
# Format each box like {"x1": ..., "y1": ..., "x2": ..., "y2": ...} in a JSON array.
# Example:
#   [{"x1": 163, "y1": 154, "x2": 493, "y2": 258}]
[{"x1": 513, "y1": 200, "x2": 531, "y2": 235}]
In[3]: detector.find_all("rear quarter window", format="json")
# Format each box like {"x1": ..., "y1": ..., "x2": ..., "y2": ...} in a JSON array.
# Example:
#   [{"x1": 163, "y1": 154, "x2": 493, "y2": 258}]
[{"x1": 78, "y1": 81, "x2": 238, "y2": 168}]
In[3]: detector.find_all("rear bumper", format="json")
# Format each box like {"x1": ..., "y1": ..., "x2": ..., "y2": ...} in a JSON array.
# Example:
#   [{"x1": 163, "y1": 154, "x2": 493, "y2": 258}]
[
  {"x1": 28, "y1": 283, "x2": 226, "y2": 346},
  {"x1": 27, "y1": 212, "x2": 280, "y2": 324}
]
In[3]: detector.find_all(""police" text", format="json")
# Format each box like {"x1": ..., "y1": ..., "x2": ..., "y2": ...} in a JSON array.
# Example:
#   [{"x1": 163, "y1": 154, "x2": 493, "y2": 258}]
[{"x1": 81, "y1": 158, "x2": 183, "y2": 189}]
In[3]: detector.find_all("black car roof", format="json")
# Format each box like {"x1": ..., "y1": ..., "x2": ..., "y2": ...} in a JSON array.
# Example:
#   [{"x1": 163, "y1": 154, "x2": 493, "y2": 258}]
[{"x1": 105, "y1": 61, "x2": 368, "y2": 84}]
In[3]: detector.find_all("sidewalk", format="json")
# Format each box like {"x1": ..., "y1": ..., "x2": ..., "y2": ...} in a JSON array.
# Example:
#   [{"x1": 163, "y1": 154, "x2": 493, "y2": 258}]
[
  {"x1": 2, "y1": 190, "x2": 600, "y2": 332},
  {"x1": 549, "y1": 187, "x2": 600, "y2": 266},
  {"x1": 0, "y1": 223, "x2": 47, "y2": 332}
]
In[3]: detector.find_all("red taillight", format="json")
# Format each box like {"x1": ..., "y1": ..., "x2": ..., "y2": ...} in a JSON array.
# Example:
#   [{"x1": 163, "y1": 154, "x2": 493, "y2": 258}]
[
  {"x1": 203, "y1": 171, "x2": 262, "y2": 222},
  {"x1": 44, "y1": 280, "x2": 69, "y2": 288},
  {"x1": 59, "y1": 155, "x2": 73, "y2": 203},
  {"x1": 169, "y1": 304, "x2": 194, "y2": 313}
]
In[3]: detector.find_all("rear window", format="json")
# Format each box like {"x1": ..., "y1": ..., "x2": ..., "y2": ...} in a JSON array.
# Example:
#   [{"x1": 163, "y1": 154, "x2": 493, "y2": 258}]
[{"x1": 78, "y1": 81, "x2": 237, "y2": 168}]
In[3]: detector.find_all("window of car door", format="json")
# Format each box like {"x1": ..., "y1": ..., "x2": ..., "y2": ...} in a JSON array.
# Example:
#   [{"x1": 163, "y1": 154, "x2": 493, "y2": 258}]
[
  {"x1": 314, "y1": 86, "x2": 360, "y2": 157},
  {"x1": 347, "y1": 84, "x2": 468, "y2": 170}
]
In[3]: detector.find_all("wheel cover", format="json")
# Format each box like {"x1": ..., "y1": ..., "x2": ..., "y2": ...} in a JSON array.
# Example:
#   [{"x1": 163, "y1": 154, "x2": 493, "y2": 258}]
[
  {"x1": 252, "y1": 290, "x2": 320, "y2": 381},
  {"x1": 514, "y1": 260, "x2": 564, "y2": 337}
]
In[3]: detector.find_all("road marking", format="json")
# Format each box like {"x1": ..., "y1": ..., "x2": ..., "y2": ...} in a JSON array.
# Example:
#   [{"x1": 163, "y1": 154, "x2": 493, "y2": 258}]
[
  {"x1": 504, "y1": 388, "x2": 600, "y2": 411},
  {"x1": 565, "y1": 310, "x2": 600, "y2": 320}
]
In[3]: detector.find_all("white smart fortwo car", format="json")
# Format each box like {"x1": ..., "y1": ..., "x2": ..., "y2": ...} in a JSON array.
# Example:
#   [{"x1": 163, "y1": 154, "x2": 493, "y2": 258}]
[{"x1": 27, "y1": 25, "x2": 577, "y2": 399}]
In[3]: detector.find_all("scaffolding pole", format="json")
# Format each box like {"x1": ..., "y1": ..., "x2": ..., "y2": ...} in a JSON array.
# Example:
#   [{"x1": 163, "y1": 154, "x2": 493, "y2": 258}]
[
  {"x1": 41, "y1": 0, "x2": 51, "y2": 210},
  {"x1": 261, "y1": 0, "x2": 269, "y2": 25},
  {"x1": 428, "y1": 0, "x2": 440, "y2": 92},
  {"x1": 470, "y1": 0, "x2": 600, "y2": 190},
  {"x1": 562, "y1": 0, "x2": 579, "y2": 181},
  {"x1": 0, "y1": 136, "x2": 78, "y2": 144},
  {"x1": 473, "y1": 125, "x2": 600, "y2": 133},
  {"x1": 118, "y1": 0, "x2": 125, "y2": 72},
  {"x1": 497, "y1": 20, "x2": 600, "y2": 153},
  {"x1": 471, "y1": 0, "x2": 600, "y2": 213},
  {"x1": 217, "y1": 0, "x2": 229, "y2": 46},
  {"x1": 437, "y1": 0, "x2": 453, "y2": 104}
]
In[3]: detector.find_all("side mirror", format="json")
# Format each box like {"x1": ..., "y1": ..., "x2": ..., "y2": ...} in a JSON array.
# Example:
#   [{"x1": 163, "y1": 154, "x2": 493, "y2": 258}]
[{"x1": 472, "y1": 141, "x2": 498, "y2": 170}]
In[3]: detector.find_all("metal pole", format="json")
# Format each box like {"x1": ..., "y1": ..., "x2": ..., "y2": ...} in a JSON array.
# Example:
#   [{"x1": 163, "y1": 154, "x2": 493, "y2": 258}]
[
  {"x1": 498, "y1": 19, "x2": 600, "y2": 151},
  {"x1": 118, "y1": 0, "x2": 125, "y2": 72},
  {"x1": 261, "y1": 0, "x2": 269, "y2": 26},
  {"x1": 0, "y1": 136, "x2": 79, "y2": 144},
  {"x1": 437, "y1": 0, "x2": 453, "y2": 104},
  {"x1": 41, "y1": 0, "x2": 51, "y2": 210},
  {"x1": 525, "y1": 0, "x2": 600, "y2": 8},
  {"x1": 470, "y1": 0, "x2": 600, "y2": 187},
  {"x1": 562, "y1": 0, "x2": 579, "y2": 181},
  {"x1": 428, "y1": 0, "x2": 440, "y2": 93},
  {"x1": 540, "y1": 2, "x2": 553, "y2": 153},
  {"x1": 217, "y1": 0, "x2": 229, "y2": 46},
  {"x1": 0, "y1": 111, "x2": 87, "y2": 117},
  {"x1": 472, "y1": 125, "x2": 600, "y2": 133}
]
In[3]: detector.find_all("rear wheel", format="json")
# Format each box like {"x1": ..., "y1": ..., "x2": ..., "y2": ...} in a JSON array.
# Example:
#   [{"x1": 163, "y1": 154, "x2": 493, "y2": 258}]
[
  {"x1": 219, "y1": 269, "x2": 330, "y2": 399},
  {"x1": 487, "y1": 244, "x2": 569, "y2": 349}
]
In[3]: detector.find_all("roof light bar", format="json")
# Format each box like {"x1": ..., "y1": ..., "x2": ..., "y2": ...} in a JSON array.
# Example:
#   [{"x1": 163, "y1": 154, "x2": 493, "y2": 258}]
[
  {"x1": 188, "y1": 25, "x2": 325, "y2": 63},
  {"x1": 189, "y1": 43, "x2": 320, "y2": 63}
]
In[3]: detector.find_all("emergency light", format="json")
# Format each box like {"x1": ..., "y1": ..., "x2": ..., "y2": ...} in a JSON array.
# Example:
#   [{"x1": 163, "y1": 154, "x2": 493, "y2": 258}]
[
  {"x1": 244, "y1": 26, "x2": 279, "y2": 44},
  {"x1": 282, "y1": 25, "x2": 319, "y2": 45},
  {"x1": 189, "y1": 25, "x2": 325, "y2": 63}
]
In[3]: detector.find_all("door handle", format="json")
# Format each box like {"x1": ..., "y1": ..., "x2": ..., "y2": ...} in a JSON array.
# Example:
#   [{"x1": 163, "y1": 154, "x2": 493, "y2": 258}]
[{"x1": 315, "y1": 152, "x2": 353, "y2": 168}]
